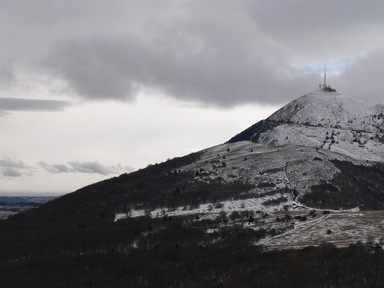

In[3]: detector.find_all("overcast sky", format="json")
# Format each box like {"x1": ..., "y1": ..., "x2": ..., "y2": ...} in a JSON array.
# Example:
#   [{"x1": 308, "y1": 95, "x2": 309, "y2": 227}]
[{"x1": 1, "y1": 0, "x2": 384, "y2": 195}]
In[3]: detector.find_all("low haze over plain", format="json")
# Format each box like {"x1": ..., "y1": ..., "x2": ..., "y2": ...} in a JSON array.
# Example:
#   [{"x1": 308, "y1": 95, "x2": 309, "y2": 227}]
[{"x1": 1, "y1": 0, "x2": 384, "y2": 194}]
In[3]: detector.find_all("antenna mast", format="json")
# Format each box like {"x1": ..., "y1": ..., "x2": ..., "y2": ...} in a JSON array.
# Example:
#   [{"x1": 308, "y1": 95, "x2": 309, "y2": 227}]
[
  {"x1": 320, "y1": 63, "x2": 337, "y2": 93},
  {"x1": 323, "y1": 64, "x2": 327, "y2": 88}
]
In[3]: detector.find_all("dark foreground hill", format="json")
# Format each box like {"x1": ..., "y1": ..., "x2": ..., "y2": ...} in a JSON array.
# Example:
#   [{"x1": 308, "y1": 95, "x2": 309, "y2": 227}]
[
  {"x1": 0, "y1": 149, "x2": 383, "y2": 287},
  {"x1": 1, "y1": 90, "x2": 384, "y2": 287}
]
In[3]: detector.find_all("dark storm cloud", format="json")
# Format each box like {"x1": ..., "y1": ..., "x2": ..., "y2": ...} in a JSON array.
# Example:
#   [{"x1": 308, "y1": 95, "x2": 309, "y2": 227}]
[
  {"x1": 1, "y1": 0, "x2": 384, "y2": 106},
  {"x1": 43, "y1": 0, "x2": 320, "y2": 106},
  {"x1": 0, "y1": 98, "x2": 71, "y2": 112},
  {"x1": 0, "y1": 158, "x2": 32, "y2": 177},
  {"x1": 246, "y1": 0, "x2": 384, "y2": 58},
  {"x1": 39, "y1": 161, "x2": 133, "y2": 176},
  {"x1": 47, "y1": 34, "x2": 318, "y2": 106}
]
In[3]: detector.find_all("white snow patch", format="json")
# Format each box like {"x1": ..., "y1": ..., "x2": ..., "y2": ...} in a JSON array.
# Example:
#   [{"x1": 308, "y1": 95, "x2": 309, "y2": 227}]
[
  {"x1": 115, "y1": 196, "x2": 303, "y2": 222},
  {"x1": 258, "y1": 210, "x2": 384, "y2": 250}
]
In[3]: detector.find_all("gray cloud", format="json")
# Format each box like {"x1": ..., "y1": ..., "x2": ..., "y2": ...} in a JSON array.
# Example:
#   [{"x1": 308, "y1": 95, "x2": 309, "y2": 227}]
[
  {"x1": 0, "y1": 158, "x2": 32, "y2": 177},
  {"x1": 246, "y1": 0, "x2": 384, "y2": 59},
  {"x1": 68, "y1": 161, "x2": 117, "y2": 175},
  {"x1": 1, "y1": 0, "x2": 384, "y2": 106},
  {"x1": 3, "y1": 168, "x2": 24, "y2": 177},
  {"x1": 333, "y1": 49, "x2": 384, "y2": 103},
  {"x1": 39, "y1": 161, "x2": 72, "y2": 174},
  {"x1": 0, "y1": 98, "x2": 71, "y2": 112},
  {"x1": 39, "y1": 161, "x2": 133, "y2": 175},
  {"x1": 44, "y1": 2, "x2": 318, "y2": 106},
  {"x1": 0, "y1": 62, "x2": 14, "y2": 86}
]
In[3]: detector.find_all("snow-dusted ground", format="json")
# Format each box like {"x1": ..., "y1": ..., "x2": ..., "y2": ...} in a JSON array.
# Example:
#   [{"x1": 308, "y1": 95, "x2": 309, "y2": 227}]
[
  {"x1": 115, "y1": 196, "x2": 302, "y2": 222},
  {"x1": 258, "y1": 91, "x2": 384, "y2": 162},
  {"x1": 258, "y1": 211, "x2": 384, "y2": 250},
  {"x1": 115, "y1": 90, "x2": 384, "y2": 250},
  {"x1": 115, "y1": 140, "x2": 375, "y2": 222},
  {"x1": 182, "y1": 141, "x2": 365, "y2": 194},
  {"x1": 259, "y1": 123, "x2": 384, "y2": 162}
]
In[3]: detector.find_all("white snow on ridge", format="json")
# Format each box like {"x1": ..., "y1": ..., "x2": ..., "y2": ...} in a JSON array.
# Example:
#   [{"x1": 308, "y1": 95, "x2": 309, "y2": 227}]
[
  {"x1": 115, "y1": 195, "x2": 301, "y2": 222},
  {"x1": 257, "y1": 91, "x2": 384, "y2": 162},
  {"x1": 268, "y1": 91, "x2": 380, "y2": 129},
  {"x1": 183, "y1": 141, "x2": 355, "y2": 191},
  {"x1": 115, "y1": 141, "x2": 370, "y2": 222},
  {"x1": 259, "y1": 124, "x2": 384, "y2": 162},
  {"x1": 258, "y1": 210, "x2": 384, "y2": 250}
]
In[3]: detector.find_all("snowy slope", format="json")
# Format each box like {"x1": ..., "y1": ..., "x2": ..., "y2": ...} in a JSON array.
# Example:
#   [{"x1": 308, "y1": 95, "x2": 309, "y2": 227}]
[
  {"x1": 114, "y1": 90, "x2": 384, "y2": 249},
  {"x1": 117, "y1": 90, "x2": 384, "y2": 221},
  {"x1": 116, "y1": 141, "x2": 370, "y2": 221},
  {"x1": 231, "y1": 90, "x2": 384, "y2": 162},
  {"x1": 268, "y1": 91, "x2": 377, "y2": 128}
]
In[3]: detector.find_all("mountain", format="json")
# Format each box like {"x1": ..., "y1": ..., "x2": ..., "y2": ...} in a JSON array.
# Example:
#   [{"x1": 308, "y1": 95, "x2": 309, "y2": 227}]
[
  {"x1": 1, "y1": 88, "x2": 384, "y2": 287},
  {"x1": 229, "y1": 90, "x2": 384, "y2": 162},
  {"x1": 110, "y1": 90, "x2": 384, "y2": 218}
]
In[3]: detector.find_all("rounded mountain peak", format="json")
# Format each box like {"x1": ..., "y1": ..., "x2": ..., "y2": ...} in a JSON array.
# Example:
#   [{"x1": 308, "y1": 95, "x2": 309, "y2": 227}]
[
  {"x1": 267, "y1": 91, "x2": 378, "y2": 130},
  {"x1": 229, "y1": 90, "x2": 384, "y2": 161}
]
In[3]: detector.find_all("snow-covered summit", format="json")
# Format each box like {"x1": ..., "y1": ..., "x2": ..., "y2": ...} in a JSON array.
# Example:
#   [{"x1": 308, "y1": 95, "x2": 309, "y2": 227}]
[
  {"x1": 268, "y1": 91, "x2": 380, "y2": 130},
  {"x1": 229, "y1": 90, "x2": 384, "y2": 162}
]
